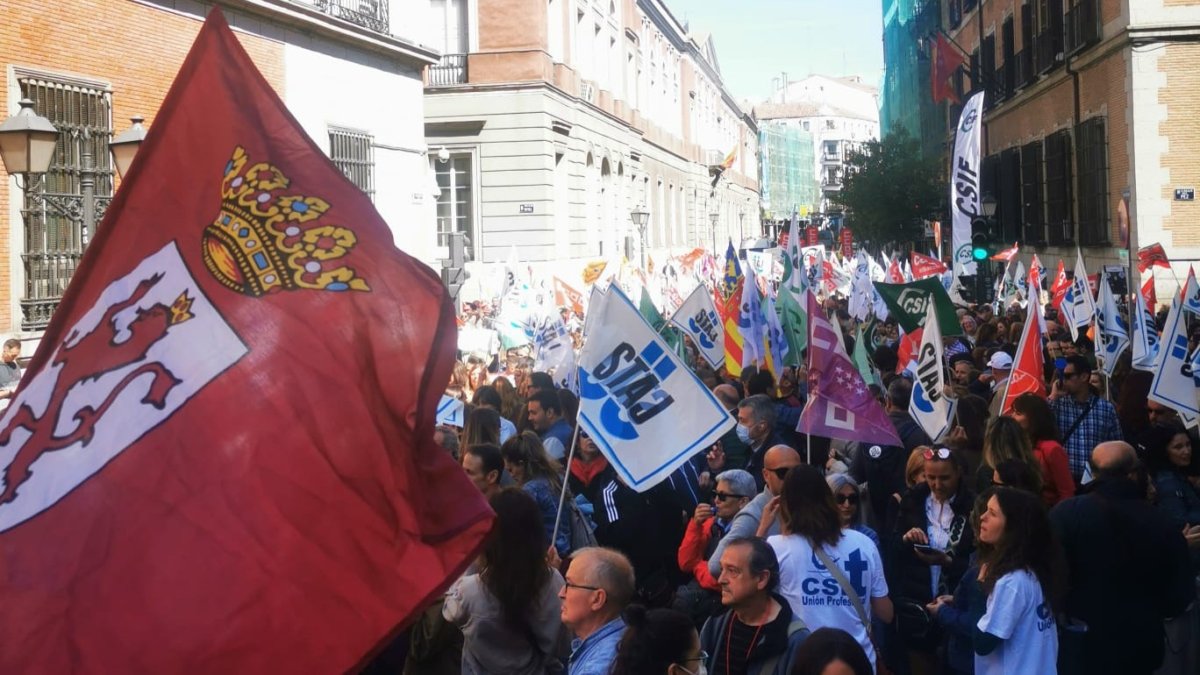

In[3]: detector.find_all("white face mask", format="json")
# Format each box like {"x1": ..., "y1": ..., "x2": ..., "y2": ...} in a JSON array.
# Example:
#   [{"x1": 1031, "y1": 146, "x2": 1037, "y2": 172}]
[
  {"x1": 677, "y1": 664, "x2": 707, "y2": 675},
  {"x1": 736, "y1": 423, "x2": 753, "y2": 444}
]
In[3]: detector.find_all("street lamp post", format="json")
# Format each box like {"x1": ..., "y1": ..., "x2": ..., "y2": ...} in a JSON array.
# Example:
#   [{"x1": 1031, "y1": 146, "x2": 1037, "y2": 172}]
[
  {"x1": 709, "y1": 211, "x2": 719, "y2": 253},
  {"x1": 0, "y1": 99, "x2": 147, "y2": 326},
  {"x1": 630, "y1": 205, "x2": 650, "y2": 269}
]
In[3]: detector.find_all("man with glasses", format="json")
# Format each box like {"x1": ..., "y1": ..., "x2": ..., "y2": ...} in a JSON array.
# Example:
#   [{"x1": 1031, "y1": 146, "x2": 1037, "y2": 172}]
[
  {"x1": 675, "y1": 470, "x2": 757, "y2": 623},
  {"x1": 701, "y1": 537, "x2": 810, "y2": 674},
  {"x1": 560, "y1": 547, "x2": 636, "y2": 675},
  {"x1": 1050, "y1": 355, "x2": 1122, "y2": 482},
  {"x1": 707, "y1": 446, "x2": 803, "y2": 579}
]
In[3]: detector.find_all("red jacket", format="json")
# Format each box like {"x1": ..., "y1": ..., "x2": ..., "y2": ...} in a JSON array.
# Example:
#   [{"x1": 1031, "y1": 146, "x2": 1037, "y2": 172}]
[
  {"x1": 1034, "y1": 439, "x2": 1075, "y2": 506},
  {"x1": 677, "y1": 517, "x2": 722, "y2": 590}
]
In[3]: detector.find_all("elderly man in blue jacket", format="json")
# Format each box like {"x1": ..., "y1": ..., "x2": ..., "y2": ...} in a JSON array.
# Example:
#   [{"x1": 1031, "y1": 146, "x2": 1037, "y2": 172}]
[{"x1": 561, "y1": 547, "x2": 636, "y2": 675}]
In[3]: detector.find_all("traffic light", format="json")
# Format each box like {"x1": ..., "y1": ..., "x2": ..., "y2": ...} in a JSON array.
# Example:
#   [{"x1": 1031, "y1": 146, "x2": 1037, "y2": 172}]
[
  {"x1": 440, "y1": 231, "x2": 471, "y2": 305},
  {"x1": 970, "y1": 216, "x2": 991, "y2": 262}
]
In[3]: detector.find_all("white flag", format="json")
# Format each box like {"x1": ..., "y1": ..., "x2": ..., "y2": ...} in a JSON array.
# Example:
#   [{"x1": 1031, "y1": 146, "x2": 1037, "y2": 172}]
[
  {"x1": 436, "y1": 395, "x2": 466, "y2": 428},
  {"x1": 578, "y1": 287, "x2": 734, "y2": 491},
  {"x1": 1183, "y1": 266, "x2": 1200, "y2": 316},
  {"x1": 1131, "y1": 284, "x2": 1161, "y2": 372},
  {"x1": 909, "y1": 301, "x2": 957, "y2": 442},
  {"x1": 1095, "y1": 274, "x2": 1130, "y2": 377},
  {"x1": 669, "y1": 284, "x2": 725, "y2": 370},
  {"x1": 1013, "y1": 260, "x2": 1028, "y2": 307},
  {"x1": 1067, "y1": 249, "x2": 1097, "y2": 332},
  {"x1": 1148, "y1": 296, "x2": 1200, "y2": 418},
  {"x1": 533, "y1": 315, "x2": 578, "y2": 392},
  {"x1": 951, "y1": 92, "x2": 986, "y2": 276}
]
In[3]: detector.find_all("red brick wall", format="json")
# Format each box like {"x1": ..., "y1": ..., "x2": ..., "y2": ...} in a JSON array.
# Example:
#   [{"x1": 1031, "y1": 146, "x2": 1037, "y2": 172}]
[{"x1": 0, "y1": 0, "x2": 284, "y2": 333}]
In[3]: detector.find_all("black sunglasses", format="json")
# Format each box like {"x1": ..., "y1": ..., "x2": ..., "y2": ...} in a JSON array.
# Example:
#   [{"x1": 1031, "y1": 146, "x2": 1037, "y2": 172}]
[
  {"x1": 713, "y1": 491, "x2": 747, "y2": 502},
  {"x1": 835, "y1": 493, "x2": 859, "y2": 505},
  {"x1": 766, "y1": 467, "x2": 794, "y2": 481}
]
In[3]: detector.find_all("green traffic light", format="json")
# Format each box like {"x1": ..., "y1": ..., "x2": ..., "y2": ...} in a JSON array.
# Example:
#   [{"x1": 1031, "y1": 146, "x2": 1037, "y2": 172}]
[{"x1": 972, "y1": 247, "x2": 988, "y2": 261}]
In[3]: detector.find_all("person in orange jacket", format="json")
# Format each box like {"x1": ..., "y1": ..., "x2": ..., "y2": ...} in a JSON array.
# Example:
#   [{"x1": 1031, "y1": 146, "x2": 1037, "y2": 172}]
[{"x1": 674, "y1": 469, "x2": 757, "y2": 625}]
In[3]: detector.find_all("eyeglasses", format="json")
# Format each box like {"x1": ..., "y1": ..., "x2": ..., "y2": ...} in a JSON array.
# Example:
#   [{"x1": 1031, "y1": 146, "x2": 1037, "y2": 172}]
[
  {"x1": 713, "y1": 491, "x2": 747, "y2": 502},
  {"x1": 563, "y1": 580, "x2": 602, "y2": 593},
  {"x1": 682, "y1": 651, "x2": 710, "y2": 663},
  {"x1": 835, "y1": 493, "x2": 859, "y2": 505},
  {"x1": 922, "y1": 447, "x2": 953, "y2": 460},
  {"x1": 1062, "y1": 370, "x2": 1081, "y2": 379},
  {"x1": 766, "y1": 466, "x2": 796, "y2": 481}
]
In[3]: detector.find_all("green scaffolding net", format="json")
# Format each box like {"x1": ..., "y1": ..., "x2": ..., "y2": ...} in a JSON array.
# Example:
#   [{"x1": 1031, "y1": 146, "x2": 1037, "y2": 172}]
[
  {"x1": 759, "y1": 122, "x2": 819, "y2": 220},
  {"x1": 880, "y1": 0, "x2": 946, "y2": 157}
]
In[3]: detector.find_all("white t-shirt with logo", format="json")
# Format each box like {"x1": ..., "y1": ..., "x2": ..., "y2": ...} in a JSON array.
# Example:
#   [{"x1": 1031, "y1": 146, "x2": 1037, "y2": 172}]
[
  {"x1": 768, "y1": 529, "x2": 888, "y2": 666},
  {"x1": 976, "y1": 569, "x2": 1058, "y2": 675}
]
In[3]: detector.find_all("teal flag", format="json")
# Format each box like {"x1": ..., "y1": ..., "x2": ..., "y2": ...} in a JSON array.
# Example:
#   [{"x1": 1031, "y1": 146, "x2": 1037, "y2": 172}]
[
  {"x1": 873, "y1": 277, "x2": 963, "y2": 336},
  {"x1": 641, "y1": 287, "x2": 690, "y2": 365},
  {"x1": 852, "y1": 326, "x2": 880, "y2": 387},
  {"x1": 776, "y1": 287, "x2": 807, "y2": 367}
]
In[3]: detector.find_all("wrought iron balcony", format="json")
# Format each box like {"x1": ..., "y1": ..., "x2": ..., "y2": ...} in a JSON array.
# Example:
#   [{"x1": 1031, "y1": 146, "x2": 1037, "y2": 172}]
[
  {"x1": 429, "y1": 53, "x2": 468, "y2": 86},
  {"x1": 307, "y1": 0, "x2": 389, "y2": 34}
]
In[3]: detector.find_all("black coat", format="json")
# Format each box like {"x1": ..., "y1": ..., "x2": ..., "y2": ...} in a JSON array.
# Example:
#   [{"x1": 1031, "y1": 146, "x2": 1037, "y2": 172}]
[
  {"x1": 890, "y1": 482, "x2": 976, "y2": 603},
  {"x1": 1049, "y1": 478, "x2": 1194, "y2": 675}
]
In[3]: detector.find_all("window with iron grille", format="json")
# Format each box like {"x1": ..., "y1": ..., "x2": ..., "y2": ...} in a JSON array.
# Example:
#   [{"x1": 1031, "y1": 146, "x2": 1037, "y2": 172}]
[
  {"x1": 432, "y1": 152, "x2": 474, "y2": 247},
  {"x1": 1021, "y1": 140, "x2": 1045, "y2": 244},
  {"x1": 1075, "y1": 116, "x2": 1109, "y2": 245},
  {"x1": 328, "y1": 127, "x2": 375, "y2": 201},
  {"x1": 18, "y1": 75, "x2": 114, "y2": 331},
  {"x1": 998, "y1": 148, "x2": 1022, "y2": 242},
  {"x1": 1045, "y1": 129, "x2": 1074, "y2": 244}
]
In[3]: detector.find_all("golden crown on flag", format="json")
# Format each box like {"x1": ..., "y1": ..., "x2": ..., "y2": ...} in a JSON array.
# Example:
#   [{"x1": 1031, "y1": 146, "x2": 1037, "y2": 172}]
[{"x1": 203, "y1": 146, "x2": 370, "y2": 296}]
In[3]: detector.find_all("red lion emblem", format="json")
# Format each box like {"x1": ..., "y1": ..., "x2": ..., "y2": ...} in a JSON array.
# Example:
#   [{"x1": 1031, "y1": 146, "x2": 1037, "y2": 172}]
[{"x1": 0, "y1": 274, "x2": 193, "y2": 504}]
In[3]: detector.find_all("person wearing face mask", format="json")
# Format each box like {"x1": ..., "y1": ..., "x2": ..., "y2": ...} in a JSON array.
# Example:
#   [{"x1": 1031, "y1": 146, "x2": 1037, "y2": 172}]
[{"x1": 736, "y1": 395, "x2": 787, "y2": 491}]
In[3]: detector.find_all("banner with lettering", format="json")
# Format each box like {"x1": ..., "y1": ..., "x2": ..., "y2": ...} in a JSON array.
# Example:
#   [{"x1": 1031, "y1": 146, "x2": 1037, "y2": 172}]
[
  {"x1": 1131, "y1": 281, "x2": 1161, "y2": 372},
  {"x1": 951, "y1": 91, "x2": 985, "y2": 276},
  {"x1": 578, "y1": 286, "x2": 734, "y2": 491},
  {"x1": 1149, "y1": 296, "x2": 1200, "y2": 418},
  {"x1": 909, "y1": 301, "x2": 956, "y2": 441},
  {"x1": 1095, "y1": 274, "x2": 1130, "y2": 377},
  {"x1": 669, "y1": 284, "x2": 725, "y2": 370}
]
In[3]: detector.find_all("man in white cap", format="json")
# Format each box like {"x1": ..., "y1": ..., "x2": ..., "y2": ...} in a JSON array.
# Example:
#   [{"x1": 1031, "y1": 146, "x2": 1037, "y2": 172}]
[{"x1": 984, "y1": 351, "x2": 1013, "y2": 415}]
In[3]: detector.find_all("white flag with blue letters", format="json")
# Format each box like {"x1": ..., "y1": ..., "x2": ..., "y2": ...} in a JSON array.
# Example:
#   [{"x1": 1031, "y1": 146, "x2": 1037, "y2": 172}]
[
  {"x1": 1095, "y1": 274, "x2": 1130, "y2": 377},
  {"x1": 1131, "y1": 285, "x2": 1160, "y2": 372},
  {"x1": 669, "y1": 284, "x2": 725, "y2": 370},
  {"x1": 578, "y1": 286, "x2": 734, "y2": 491},
  {"x1": 1149, "y1": 296, "x2": 1200, "y2": 418}
]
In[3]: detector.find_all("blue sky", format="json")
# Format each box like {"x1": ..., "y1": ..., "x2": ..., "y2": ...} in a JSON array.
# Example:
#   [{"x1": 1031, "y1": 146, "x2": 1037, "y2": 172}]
[{"x1": 669, "y1": 0, "x2": 885, "y2": 101}]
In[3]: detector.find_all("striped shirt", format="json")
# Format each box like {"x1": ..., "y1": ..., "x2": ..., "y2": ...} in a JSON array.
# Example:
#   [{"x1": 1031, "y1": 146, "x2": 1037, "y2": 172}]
[{"x1": 1051, "y1": 394, "x2": 1122, "y2": 480}]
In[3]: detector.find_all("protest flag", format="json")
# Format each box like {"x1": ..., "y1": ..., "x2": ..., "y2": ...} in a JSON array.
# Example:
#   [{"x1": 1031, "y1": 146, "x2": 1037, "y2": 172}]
[
  {"x1": 722, "y1": 278, "x2": 746, "y2": 376},
  {"x1": 578, "y1": 287, "x2": 734, "y2": 490},
  {"x1": 798, "y1": 291, "x2": 901, "y2": 455},
  {"x1": 873, "y1": 277, "x2": 962, "y2": 336},
  {"x1": 910, "y1": 302, "x2": 956, "y2": 441},
  {"x1": 990, "y1": 242, "x2": 1020, "y2": 262},
  {"x1": 777, "y1": 286, "x2": 808, "y2": 367},
  {"x1": 1095, "y1": 274, "x2": 1130, "y2": 377},
  {"x1": 1141, "y1": 274, "x2": 1157, "y2": 311},
  {"x1": 1131, "y1": 280, "x2": 1161, "y2": 372},
  {"x1": 1000, "y1": 299, "x2": 1046, "y2": 416},
  {"x1": 669, "y1": 284, "x2": 725, "y2": 370},
  {"x1": 739, "y1": 265, "x2": 767, "y2": 369},
  {"x1": 782, "y1": 213, "x2": 805, "y2": 294},
  {"x1": 1149, "y1": 296, "x2": 1200, "y2": 418},
  {"x1": 1050, "y1": 259, "x2": 1070, "y2": 312},
  {"x1": 1183, "y1": 266, "x2": 1200, "y2": 316},
  {"x1": 721, "y1": 240, "x2": 743, "y2": 301},
  {"x1": 910, "y1": 251, "x2": 948, "y2": 279},
  {"x1": 0, "y1": 11, "x2": 493, "y2": 673},
  {"x1": 1137, "y1": 243, "x2": 1171, "y2": 273},
  {"x1": 554, "y1": 276, "x2": 586, "y2": 315}
]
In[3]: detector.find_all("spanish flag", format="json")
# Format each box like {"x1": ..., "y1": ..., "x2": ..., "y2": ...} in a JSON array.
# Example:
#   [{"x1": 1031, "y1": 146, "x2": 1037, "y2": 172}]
[{"x1": 722, "y1": 278, "x2": 745, "y2": 376}]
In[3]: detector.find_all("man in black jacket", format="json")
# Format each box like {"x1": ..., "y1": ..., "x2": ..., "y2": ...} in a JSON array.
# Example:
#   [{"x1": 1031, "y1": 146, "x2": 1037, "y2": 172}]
[
  {"x1": 848, "y1": 379, "x2": 932, "y2": 529},
  {"x1": 1049, "y1": 441, "x2": 1194, "y2": 675}
]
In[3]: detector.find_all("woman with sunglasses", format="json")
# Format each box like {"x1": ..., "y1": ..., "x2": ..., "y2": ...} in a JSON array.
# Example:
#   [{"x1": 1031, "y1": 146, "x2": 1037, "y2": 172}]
[
  {"x1": 611, "y1": 606, "x2": 706, "y2": 675},
  {"x1": 894, "y1": 446, "x2": 976, "y2": 674},
  {"x1": 970, "y1": 487, "x2": 1063, "y2": 674},
  {"x1": 825, "y1": 474, "x2": 878, "y2": 549},
  {"x1": 769, "y1": 466, "x2": 893, "y2": 670}
]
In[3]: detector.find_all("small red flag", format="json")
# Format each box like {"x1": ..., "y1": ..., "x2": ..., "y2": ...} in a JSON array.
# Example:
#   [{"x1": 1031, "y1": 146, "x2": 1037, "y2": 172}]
[
  {"x1": 1137, "y1": 243, "x2": 1171, "y2": 273},
  {"x1": 1051, "y1": 259, "x2": 1071, "y2": 311},
  {"x1": 0, "y1": 10, "x2": 493, "y2": 672},
  {"x1": 886, "y1": 257, "x2": 906, "y2": 284},
  {"x1": 554, "y1": 276, "x2": 586, "y2": 315},
  {"x1": 1001, "y1": 301, "x2": 1047, "y2": 415},
  {"x1": 990, "y1": 242, "x2": 1020, "y2": 262},
  {"x1": 930, "y1": 33, "x2": 968, "y2": 104},
  {"x1": 910, "y1": 251, "x2": 948, "y2": 279},
  {"x1": 1141, "y1": 275, "x2": 1157, "y2": 309}
]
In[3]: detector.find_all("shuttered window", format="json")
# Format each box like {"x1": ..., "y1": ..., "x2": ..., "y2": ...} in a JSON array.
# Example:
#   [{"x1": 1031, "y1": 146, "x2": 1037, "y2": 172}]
[
  {"x1": 1045, "y1": 129, "x2": 1073, "y2": 245},
  {"x1": 328, "y1": 127, "x2": 375, "y2": 201},
  {"x1": 1075, "y1": 116, "x2": 1109, "y2": 245}
]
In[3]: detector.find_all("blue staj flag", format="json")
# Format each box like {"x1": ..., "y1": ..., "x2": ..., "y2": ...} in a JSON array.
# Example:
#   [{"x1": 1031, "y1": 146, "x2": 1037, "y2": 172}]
[
  {"x1": 668, "y1": 284, "x2": 725, "y2": 370},
  {"x1": 578, "y1": 285, "x2": 734, "y2": 491}
]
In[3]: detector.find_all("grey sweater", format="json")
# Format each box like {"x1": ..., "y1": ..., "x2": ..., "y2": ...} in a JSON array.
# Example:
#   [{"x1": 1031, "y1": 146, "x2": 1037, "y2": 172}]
[{"x1": 708, "y1": 488, "x2": 782, "y2": 577}]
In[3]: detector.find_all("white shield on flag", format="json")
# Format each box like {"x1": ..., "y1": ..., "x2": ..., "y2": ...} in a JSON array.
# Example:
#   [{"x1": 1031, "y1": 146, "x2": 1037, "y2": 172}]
[
  {"x1": 668, "y1": 285, "x2": 725, "y2": 370},
  {"x1": 909, "y1": 302, "x2": 956, "y2": 441},
  {"x1": 437, "y1": 395, "x2": 466, "y2": 428},
  {"x1": 0, "y1": 243, "x2": 247, "y2": 532},
  {"x1": 577, "y1": 287, "x2": 733, "y2": 491}
]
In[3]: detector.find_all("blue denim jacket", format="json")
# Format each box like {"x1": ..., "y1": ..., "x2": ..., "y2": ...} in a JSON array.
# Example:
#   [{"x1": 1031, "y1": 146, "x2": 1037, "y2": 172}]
[
  {"x1": 523, "y1": 476, "x2": 572, "y2": 555},
  {"x1": 568, "y1": 617, "x2": 625, "y2": 675}
]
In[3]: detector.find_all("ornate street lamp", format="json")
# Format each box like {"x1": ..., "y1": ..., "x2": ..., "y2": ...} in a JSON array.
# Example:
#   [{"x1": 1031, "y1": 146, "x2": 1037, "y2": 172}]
[
  {"x1": 109, "y1": 115, "x2": 148, "y2": 179},
  {"x1": 630, "y1": 205, "x2": 650, "y2": 269}
]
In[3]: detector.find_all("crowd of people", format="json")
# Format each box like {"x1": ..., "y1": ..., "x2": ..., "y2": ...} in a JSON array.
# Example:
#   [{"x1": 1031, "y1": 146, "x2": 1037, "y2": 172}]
[{"x1": 370, "y1": 295, "x2": 1200, "y2": 675}]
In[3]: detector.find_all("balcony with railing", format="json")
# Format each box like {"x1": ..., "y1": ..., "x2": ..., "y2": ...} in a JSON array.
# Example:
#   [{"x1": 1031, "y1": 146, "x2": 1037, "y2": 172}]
[
  {"x1": 821, "y1": 150, "x2": 842, "y2": 164},
  {"x1": 303, "y1": 0, "x2": 390, "y2": 34},
  {"x1": 429, "y1": 54, "x2": 468, "y2": 86},
  {"x1": 1065, "y1": 0, "x2": 1101, "y2": 56}
]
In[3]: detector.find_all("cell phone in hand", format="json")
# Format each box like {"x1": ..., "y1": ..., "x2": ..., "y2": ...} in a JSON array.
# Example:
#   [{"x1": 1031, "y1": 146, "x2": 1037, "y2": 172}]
[{"x1": 913, "y1": 544, "x2": 940, "y2": 554}]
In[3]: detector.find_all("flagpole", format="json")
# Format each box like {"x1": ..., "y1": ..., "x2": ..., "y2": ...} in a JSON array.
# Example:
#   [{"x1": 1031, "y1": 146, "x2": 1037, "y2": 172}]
[
  {"x1": 550, "y1": 407, "x2": 583, "y2": 549},
  {"x1": 806, "y1": 433, "x2": 811, "y2": 466}
]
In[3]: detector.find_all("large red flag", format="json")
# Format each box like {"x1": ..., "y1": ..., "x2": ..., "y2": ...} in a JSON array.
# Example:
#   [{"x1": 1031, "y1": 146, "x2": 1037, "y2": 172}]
[
  {"x1": 910, "y1": 251, "x2": 948, "y2": 279},
  {"x1": 930, "y1": 33, "x2": 967, "y2": 104},
  {"x1": 0, "y1": 10, "x2": 493, "y2": 673},
  {"x1": 1137, "y1": 243, "x2": 1171, "y2": 273},
  {"x1": 1000, "y1": 300, "x2": 1046, "y2": 416}
]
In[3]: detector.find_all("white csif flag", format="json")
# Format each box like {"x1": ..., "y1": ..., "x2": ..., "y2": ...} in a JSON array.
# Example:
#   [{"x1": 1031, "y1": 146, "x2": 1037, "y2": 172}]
[
  {"x1": 951, "y1": 91, "x2": 986, "y2": 276},
  {"x1": 1095, "y1": 273, "x2": 1130, "y2": 377},
  {"x1": 668, "y1": 284, "x2": 725, "y2": 370},
  {"x1": 909, "y1": 300, "x2": 957, "y2": 441},
  {"x1": 578, "y1": 286, "x2": 734, "y2": 491}
]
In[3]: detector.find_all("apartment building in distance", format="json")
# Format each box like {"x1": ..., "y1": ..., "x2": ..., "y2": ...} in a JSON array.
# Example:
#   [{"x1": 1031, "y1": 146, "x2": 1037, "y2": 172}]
[
  {"x1": 943, "y1": 0, "x2": 1200, "y2": 298},
  {"x1": 423, "y1": 0, "x2": 759, "y2": 285}
]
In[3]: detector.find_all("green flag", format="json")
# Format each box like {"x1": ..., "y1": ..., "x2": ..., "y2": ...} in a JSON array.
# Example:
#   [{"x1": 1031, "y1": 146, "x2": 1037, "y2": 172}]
[
  {"x1": 852, "y1": 326, "x2": 880, "y2": 387},
  {"x1": 640, "y1": 287, "x2": 690, "y2": 365},
  {"x1": 777, "y1": 287, "x2": 807, "y2": 367},
  {"x1": 639, "y1": 287, "x2": 665, "y2": 330},
  {"x1": 873, "y1": 277, "x2": 962, "y2": 336}
]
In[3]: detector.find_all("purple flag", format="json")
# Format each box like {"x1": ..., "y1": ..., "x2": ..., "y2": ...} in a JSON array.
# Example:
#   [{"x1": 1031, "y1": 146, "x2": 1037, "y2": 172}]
[{"x1": 798, "y1": 291, "x2": 901, "y2": 448}]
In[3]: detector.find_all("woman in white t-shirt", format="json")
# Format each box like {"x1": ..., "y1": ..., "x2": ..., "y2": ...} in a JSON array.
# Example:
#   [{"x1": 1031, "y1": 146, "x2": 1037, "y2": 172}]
[
  {"x1": 972, "y1": 487, "x2": 1064, "y2": 675},
  {"x1": 763, "y1": 465, "x2": 894, "y2": 668}
]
